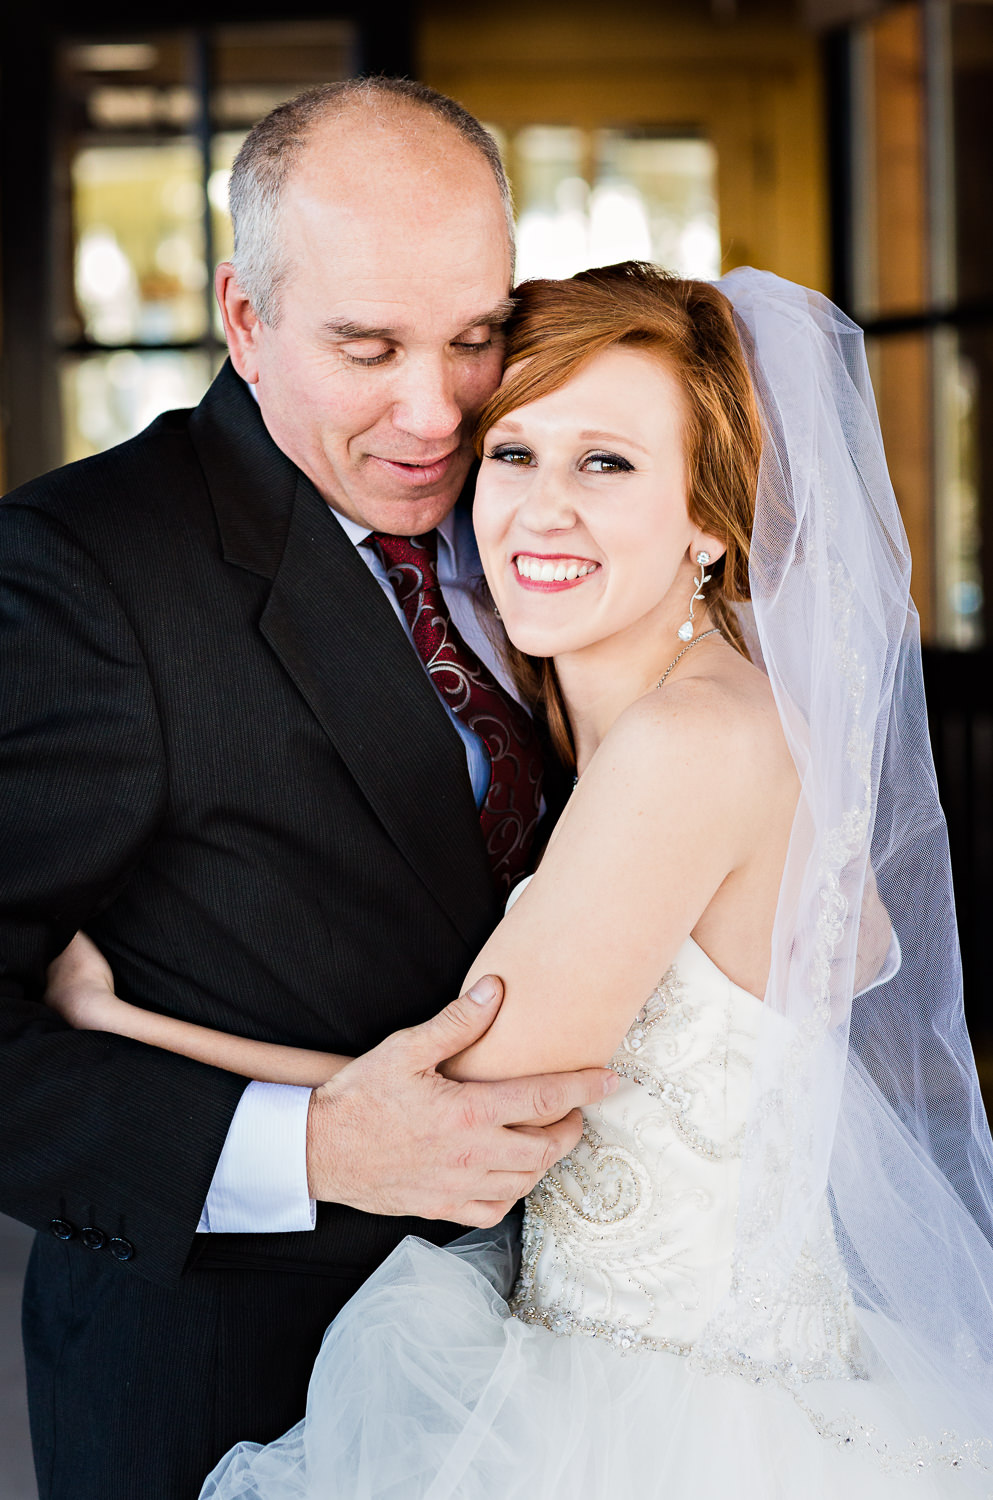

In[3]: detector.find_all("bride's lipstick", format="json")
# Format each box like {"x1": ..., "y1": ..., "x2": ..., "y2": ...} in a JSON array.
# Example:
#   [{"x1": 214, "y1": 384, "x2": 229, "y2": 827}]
[{"x1": 513, "y1": 553, "x2": 601, "y2": 592}]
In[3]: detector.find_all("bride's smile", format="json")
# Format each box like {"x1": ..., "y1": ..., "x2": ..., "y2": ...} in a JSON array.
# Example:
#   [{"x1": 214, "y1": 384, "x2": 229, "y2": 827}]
[{"x1": 511, "y1": 553, "x2": 600, "y2": 586}]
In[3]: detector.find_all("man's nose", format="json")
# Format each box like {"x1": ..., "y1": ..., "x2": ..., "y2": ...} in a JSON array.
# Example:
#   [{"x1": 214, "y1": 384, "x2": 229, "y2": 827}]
[{"x1": 393, "y1": 357, "x2": 463, "y2": 444}]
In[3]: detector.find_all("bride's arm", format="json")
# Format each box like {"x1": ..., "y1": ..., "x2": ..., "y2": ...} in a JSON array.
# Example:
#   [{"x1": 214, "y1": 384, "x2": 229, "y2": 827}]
[
  {"x1": 45, "y1": 933, "x2": 351, "y2": 1086},
  {"x1": 445, "y1": 678, "x2": 795, "y2": 1083}
]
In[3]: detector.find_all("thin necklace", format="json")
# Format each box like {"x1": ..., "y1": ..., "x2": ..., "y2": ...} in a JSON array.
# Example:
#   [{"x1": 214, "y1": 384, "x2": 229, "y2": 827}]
[
  {"x1": 572, "y1": 627, "x2": 724, "y2": 787},
  {"x1": 655, "y1": 627, "x2": 722, "y2": 690}
]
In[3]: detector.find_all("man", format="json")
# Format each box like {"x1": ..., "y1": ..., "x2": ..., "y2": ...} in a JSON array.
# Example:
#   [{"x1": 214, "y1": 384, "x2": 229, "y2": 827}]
[{"x1": 0, "y1": 79, "x2": 610, "y2": 1498}]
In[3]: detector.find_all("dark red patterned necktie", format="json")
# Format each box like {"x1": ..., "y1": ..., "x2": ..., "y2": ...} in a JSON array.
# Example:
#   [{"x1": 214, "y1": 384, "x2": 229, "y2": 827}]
[{"x1": 371, "y1": 531, "x2": 543, "y2": 897}]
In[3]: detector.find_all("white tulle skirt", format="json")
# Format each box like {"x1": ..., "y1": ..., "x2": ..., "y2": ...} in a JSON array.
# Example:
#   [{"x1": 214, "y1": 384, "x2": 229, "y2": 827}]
[{"x1": 199, "y1": 1227, "x2": 983, "y2": 1499}]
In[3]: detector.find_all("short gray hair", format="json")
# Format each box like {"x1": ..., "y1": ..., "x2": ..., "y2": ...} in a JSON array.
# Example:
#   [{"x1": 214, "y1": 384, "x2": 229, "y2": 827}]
[{"x1": 229, "y1": 77, "x2": 514, "y2": 326}]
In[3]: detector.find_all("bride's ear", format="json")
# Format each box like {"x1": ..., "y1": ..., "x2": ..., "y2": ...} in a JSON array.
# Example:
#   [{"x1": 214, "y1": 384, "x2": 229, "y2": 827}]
[{"x1": 688, "y1": 533, "x2": 726, "y2": 568}]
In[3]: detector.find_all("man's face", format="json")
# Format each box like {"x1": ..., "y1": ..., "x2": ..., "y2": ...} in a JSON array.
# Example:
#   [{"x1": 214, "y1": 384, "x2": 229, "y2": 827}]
[{"x1": 222, "y1": 124, "x2": 512, "y2": 536}]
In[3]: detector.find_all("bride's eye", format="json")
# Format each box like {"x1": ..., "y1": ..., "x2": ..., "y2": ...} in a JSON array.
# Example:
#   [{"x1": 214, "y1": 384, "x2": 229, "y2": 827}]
[
  {"x1": 485, "y1": 444, "x2": 536, "y2": 467},
  {"x1": 582, "y1": 451, "x2": 634, "y2": 474}
]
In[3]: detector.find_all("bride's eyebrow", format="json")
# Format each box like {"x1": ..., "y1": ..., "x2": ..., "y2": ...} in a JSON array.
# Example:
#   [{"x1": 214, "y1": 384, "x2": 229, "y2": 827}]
[{"x1": 577, "y1": 428, "x2": 651, "y2": 456}]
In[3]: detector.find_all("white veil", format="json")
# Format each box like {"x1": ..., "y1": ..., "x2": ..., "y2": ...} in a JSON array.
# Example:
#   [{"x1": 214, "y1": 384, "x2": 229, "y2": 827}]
[{"x1": 699, "y1": 268, "x2": 993, "y2": 1475}]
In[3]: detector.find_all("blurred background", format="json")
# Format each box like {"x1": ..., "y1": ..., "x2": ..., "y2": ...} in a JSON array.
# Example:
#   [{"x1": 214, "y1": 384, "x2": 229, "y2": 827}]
[{"x1": 0, "y1": 2, "x2": 991, "y2": 1491}]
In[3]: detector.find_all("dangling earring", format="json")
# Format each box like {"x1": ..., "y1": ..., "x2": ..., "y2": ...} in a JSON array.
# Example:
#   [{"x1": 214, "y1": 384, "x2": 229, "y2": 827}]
[{"x1": 677, "y1": 552, "x2": 712, "y2": 642}]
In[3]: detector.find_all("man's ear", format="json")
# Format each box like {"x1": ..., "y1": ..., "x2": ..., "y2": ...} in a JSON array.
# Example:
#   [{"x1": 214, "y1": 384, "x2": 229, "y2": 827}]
[{"x1": 215, "y1": 262, "x2": 262, "y2": 383}]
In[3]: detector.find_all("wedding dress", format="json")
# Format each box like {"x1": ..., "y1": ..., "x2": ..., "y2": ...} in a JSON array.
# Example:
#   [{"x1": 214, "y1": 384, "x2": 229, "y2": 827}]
[
  {"x1": 201, "y1": 921, "x2": 979, "y2": 1499},
  {"x1": 202, "y1": 270, "x2": 993, "y2": 1495}
]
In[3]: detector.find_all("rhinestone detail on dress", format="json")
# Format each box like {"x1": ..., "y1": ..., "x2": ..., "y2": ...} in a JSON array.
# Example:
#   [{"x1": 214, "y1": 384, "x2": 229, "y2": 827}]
[{"x1": 510, "y1": 942, "x2": 863, "y2": 1385}]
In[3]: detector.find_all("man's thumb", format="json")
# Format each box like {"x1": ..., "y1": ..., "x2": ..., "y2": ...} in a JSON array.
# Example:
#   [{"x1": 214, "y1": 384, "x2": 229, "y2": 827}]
[
  {"x1": 465, "y1": 975, "x2": 501, "y2": 1007},
  {"x1": 414, "y1": 975, "x2": 503, "y2": 1063}
]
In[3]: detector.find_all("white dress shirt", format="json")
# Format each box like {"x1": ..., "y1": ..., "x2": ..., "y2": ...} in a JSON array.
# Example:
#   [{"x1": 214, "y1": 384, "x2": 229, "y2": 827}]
[{"x1": 198, "y1": 501, "x2": 512, "y2": 1233}]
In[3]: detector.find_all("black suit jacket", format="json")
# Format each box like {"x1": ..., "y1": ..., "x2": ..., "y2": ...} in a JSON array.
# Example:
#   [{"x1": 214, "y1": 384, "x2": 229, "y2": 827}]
[{"x1": 0, "y1": 361, "x2": 501, "y2": 1286}]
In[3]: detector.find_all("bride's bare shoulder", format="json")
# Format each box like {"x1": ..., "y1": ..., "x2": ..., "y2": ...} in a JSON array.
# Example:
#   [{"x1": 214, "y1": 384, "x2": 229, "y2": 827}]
[{"x1": 596, "y1": 649, "x2": 794, "y2": 806}]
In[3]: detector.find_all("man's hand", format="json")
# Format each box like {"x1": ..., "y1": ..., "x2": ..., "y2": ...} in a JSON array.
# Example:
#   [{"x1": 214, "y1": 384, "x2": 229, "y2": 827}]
[{"x1": 306, "y1": 976, "x2": 617, "y2": 1229}]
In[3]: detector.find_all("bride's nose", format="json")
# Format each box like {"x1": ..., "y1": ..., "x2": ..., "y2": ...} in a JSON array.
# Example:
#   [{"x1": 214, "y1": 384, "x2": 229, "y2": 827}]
[{"x1": 516, "y1": 468, "x2": 577, "y2": 535}]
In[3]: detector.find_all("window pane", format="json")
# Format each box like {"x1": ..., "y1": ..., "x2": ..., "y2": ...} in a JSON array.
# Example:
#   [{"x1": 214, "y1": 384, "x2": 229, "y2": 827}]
[
  {"x1": 513, "y1": 126, "x2": 588, "y2": 282},
  {"x1": 512, "y1": 126, "x2": 720, "y2": 283},
  {"x1": 594, "y1": 133, "x2": 720, "y2": 278},
  {"x1": 72, "y1": 142, "x2": 208, "y2": 344},
  {"x1": 51, "y1": 22, "x2": 362, "y2": 469},
  {"x1": 62, "y1": 33, "x2": 195, "y2": 133},
  {"x1": 60, "y1": 349, "x2": 215, "y2": 462}
]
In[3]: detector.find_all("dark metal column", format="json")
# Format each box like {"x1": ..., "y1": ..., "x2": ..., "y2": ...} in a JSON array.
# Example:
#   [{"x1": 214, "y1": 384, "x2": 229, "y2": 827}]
[{"x1": 0, "y1": 15, "x2": 62, "y2": 488}]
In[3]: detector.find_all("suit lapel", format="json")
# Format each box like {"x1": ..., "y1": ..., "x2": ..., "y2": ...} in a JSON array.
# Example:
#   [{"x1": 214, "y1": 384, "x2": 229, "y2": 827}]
[{"x1": 190, "y1": 363, "x2": 497, "y2": 943}]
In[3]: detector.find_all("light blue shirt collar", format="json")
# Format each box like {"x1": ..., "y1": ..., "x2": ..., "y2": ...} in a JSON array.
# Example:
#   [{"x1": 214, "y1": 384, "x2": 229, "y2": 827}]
[{"x1": 332, "y1": 505, "x2": 461, "y2": 573}]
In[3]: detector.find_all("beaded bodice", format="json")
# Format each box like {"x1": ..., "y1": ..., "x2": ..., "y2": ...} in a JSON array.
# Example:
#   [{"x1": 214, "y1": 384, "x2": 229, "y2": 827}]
[{"x1": 510, "y1": 934, "x2": 861, "y2": 1375}]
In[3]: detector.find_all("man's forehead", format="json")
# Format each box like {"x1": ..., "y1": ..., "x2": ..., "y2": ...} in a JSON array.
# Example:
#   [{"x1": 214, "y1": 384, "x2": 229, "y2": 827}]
[{"x1": 279, "y1": 138, "x2": 513, "y2": 331}]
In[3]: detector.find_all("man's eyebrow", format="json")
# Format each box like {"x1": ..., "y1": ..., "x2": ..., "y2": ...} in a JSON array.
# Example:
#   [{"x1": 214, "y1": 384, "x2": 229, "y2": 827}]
[
  {"x1": 470, "y1": 299, "x2": 516, "y2": 329},
  {"x1": 320, "y1": 319, "x2": 396, "y2": 340},
  {"x1": 319, "y1": 301, "x2": 516, "y2": 343}
]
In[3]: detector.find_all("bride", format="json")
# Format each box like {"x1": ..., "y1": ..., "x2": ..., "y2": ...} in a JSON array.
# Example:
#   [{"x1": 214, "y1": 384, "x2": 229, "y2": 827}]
[{"x1": 48, "y1": 263, "x2": 993, "y2": 1496}]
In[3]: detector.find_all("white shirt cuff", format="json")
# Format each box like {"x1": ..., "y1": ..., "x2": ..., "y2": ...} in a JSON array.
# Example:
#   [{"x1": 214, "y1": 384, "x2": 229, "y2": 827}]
[{"x1": 196, "y1": 1080, "x2": 316, "y2": 1234}]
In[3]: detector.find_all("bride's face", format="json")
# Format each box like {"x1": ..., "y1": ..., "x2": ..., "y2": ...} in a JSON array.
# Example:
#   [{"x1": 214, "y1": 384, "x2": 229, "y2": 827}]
[{"x1": 474, "y1": 344, "x2": 716, "y2": 660}]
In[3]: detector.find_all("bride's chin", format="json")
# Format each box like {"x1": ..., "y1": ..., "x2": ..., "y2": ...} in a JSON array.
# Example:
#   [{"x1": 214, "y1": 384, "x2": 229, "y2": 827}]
[
  {"x1": 499, "y1": 624, "x2": 566, "y2": 660},
  {"x1": 495, "y1": 605, "x2": 595, "y2": 661}
]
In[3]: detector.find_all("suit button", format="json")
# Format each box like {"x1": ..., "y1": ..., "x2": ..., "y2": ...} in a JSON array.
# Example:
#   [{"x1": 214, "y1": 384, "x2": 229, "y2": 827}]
[
  {"x1": 108, "y1": 1237, "x2": 135, "y2": 1263},
  {"x1": 80, "y1": 1226, "x2": 107, "y2": 1251},
  {"x1": 49, "y1": 1218, "x2": 75, "y2": 1241}
]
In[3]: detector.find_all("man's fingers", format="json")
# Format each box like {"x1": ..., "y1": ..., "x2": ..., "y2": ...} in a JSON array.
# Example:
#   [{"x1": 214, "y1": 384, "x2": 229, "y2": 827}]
[
  {"x1": 401, "y1": 976, "x2": 505, "y2": 1068},
  {"x1": 481, "y1": 1169, "x2": 553, "y2": 1201},
  {"x1": 454, "y1": 1112, "x2": 586, "y2": 1187},
  {"x1": 485, "y1": 1067, "x2": 617, "y2": 1127},
  {"x1": 474, "y1": 1112, "x2": 584, "y2": 1176},
  {"x1": 454, "y1": 1200, "x2": 517, "y2": 1230}
]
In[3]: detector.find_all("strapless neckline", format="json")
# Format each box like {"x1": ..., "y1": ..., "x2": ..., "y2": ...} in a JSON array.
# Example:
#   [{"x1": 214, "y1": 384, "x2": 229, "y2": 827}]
[{"x1": 673, "y1": 933, "x2": 764, "y2": 1010}]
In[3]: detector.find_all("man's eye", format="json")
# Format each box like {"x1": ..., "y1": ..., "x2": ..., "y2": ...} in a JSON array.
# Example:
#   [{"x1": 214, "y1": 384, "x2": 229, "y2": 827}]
[
  {"x1": 452, "y1": 333, "x2": 494, "y2": 354},
  {"x1": 583, "y1": 451, "x2": 634, "y2": 473},
  {"x1": 486, "y1": 444, "x2": 535, "y2": 466},
  {"x1": 340, "y1": 343, "x2": 394, "y2": 367}
]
